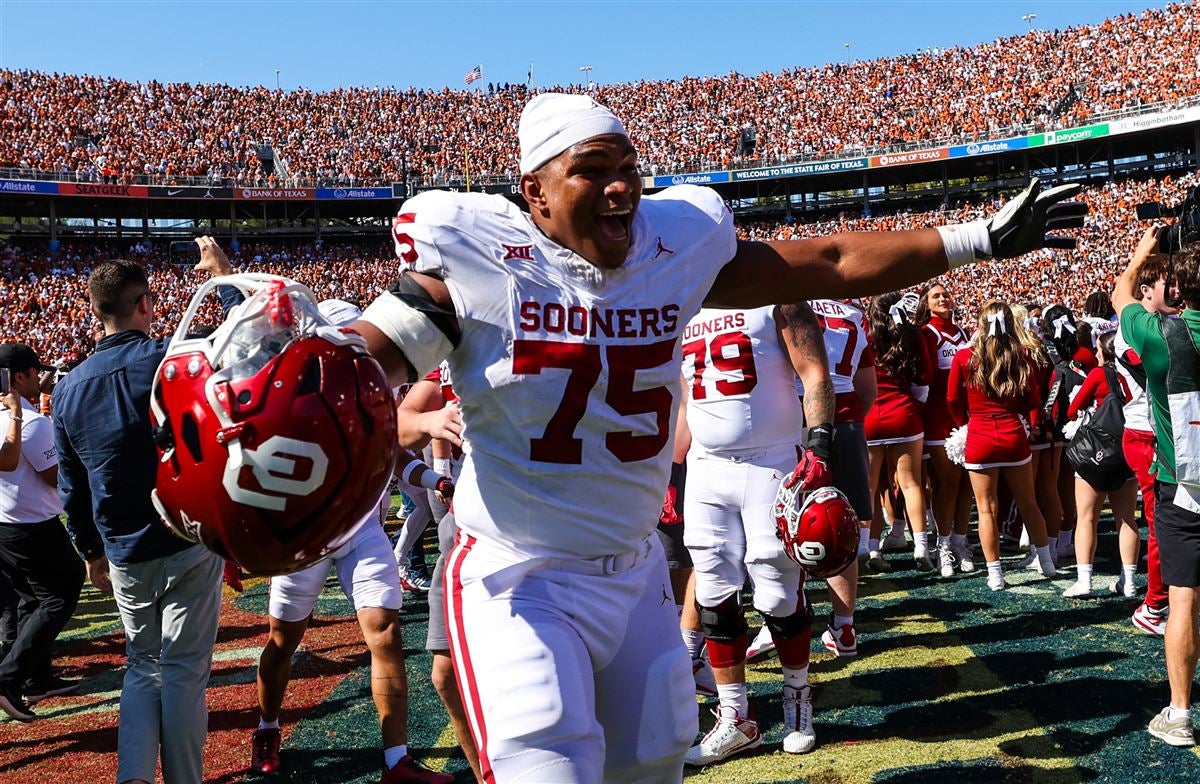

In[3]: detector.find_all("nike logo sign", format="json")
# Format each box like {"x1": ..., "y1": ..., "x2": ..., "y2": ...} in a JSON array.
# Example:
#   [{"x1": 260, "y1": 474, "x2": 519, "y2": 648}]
[{"x1": 167, "y1": 189, "x2": 185, "y2": 196}]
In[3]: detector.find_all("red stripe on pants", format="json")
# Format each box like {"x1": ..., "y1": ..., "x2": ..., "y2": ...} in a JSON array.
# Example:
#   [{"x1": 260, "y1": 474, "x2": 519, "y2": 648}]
[
  {"x1": 1122, "y1": 428, "x2": 1167, "y2": 610},
  {"x1": 446, "y1": 532, "x2": 495, "y2": 783}
]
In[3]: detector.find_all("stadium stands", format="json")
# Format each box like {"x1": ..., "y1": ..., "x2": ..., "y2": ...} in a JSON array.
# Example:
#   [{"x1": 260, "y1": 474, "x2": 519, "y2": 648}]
[
  {"x1": 0, "y1": 2, "x2": 1197, "y2": 186},
  {"x1": 4, "y1": 172, "x2": 1196, "y2": 361}
]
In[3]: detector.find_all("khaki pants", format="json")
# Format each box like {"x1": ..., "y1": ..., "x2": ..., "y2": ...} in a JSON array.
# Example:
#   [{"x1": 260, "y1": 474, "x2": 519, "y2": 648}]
[{"x1": 109, "y1": 544, "x2": 222, "y2": 784}]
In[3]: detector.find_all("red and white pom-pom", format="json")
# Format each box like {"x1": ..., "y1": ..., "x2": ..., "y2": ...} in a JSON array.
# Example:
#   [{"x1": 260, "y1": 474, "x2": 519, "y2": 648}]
[{"x1": 945, "y1": 425, "x2": 968, "y2": 466}]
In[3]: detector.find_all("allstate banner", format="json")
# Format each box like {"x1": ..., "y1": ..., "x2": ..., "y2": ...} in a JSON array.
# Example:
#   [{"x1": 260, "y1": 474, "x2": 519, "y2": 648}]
[
  {"x1": 948, "y1": 137, "x2": 1031, "y2": 158},
  {"x1": 730, "y1": 158, "x2": 868, "y2": 183},
  {"x1": 0, "y1": 179, "x2": 58, "y2": 195},
  {"x1": 315, "y1": 187, "x2": 395, "y2": 200},
  {"x1": 653, "y1": 171, "x2": 731, "y2": 188}
]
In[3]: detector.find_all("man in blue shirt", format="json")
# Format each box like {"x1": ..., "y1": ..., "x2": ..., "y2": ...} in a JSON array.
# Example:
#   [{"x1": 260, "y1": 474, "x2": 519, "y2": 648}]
[{"x1": 54, "y1": 240, "x2": 231, "y2": 784}]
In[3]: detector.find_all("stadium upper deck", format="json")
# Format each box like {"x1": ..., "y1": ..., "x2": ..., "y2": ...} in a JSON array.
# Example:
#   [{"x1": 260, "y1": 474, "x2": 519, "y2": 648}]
[{"x1": 1, "y1": 2, "x2": 1197, "y2": 188}]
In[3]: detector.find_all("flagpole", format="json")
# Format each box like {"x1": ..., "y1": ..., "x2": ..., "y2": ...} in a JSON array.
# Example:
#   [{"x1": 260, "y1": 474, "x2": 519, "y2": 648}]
[{"x1": 465, "y1": 145, "x2": 471, "y2": 193}]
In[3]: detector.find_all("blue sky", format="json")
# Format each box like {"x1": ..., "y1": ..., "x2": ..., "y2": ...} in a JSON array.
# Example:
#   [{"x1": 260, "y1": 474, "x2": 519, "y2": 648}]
[{"x1": 0, "y1": 1, "x2": 1167, "y2": 92}]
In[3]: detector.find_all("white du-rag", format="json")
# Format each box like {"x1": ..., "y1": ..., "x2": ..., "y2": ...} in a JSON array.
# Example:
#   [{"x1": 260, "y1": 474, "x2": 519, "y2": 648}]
[{"x1": 519, "y1": 93, "x2": 628, "y2": 174}]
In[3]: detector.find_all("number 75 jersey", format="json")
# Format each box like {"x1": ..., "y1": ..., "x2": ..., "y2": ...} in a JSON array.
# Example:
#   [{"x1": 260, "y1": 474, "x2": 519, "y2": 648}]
[{"x1": 391, "y1": 186, "x2": 737, "y2": 557}]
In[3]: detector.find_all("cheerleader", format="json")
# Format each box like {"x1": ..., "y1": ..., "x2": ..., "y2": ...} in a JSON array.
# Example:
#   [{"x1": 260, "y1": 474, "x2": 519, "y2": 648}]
[
  {"x1": 864, "y1": 293, "x2": 935, "y2": 571},
  {"x1": 1042, "y1": 304, "x2": 1088, "y2": 561},
  {"x1": 1012, "y1": 305, "x2": 1062, "y2": 562},
  {"x1": 915, "y1": 283, "x2": 976, "y2": 574},
  {"x1": 1061, "y1": 331, "x2": 1141, "y2": 598},
  {"x1": 948, "y1": 300, "x2": 1056, "y2": 590}
]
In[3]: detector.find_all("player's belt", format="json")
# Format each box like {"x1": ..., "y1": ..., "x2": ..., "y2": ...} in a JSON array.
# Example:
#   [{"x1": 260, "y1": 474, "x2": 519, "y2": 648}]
[{"x1": 543, "y1": 535, "x2": 655, "y2": 576}]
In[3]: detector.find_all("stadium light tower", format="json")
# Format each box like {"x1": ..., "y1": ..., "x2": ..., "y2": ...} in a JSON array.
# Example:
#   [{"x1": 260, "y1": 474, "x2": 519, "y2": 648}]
[
  {"x1": 580, "y1": 65, "x2": 593, "y2": 90},
  {"x1": 1022, "y1": 13, "x2": 1037, "y2": 31}
]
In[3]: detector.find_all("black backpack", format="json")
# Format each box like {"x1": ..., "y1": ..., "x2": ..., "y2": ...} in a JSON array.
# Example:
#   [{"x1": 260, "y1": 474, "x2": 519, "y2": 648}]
[
  {"x1": 1043, "y1": 358, "x2": 1088, "y2": 441},
  {"x1": 1065, "y1": 365, "x2": 1133, "y2": 491}
]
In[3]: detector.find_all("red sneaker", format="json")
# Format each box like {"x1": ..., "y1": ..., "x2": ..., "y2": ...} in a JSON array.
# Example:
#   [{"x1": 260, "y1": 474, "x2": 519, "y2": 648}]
[
  {"x1": 380, "y1": 755, "x2": 455, "y2": 784},
  {"x1": 250, "y1": 727, "x2": 282, "y2": 774}
]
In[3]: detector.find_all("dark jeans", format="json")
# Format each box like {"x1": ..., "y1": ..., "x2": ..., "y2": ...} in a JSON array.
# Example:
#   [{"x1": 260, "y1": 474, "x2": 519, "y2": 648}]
[{"x1": 0, "y1": 518, "x2": 85, "y2": 688}]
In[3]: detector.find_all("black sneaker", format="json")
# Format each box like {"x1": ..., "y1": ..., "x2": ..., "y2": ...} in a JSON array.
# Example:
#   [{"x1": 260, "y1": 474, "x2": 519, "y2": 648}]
[
  {"x1": 0, "y1": 682, "x2": 36, "y2": 722},
  {"x1": 24, "y1": 673, "x2": 81, "y2": 704}
]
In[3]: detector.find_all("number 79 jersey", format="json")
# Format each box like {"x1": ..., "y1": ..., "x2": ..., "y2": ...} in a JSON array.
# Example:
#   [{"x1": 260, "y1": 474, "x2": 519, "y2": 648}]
[
  {"x1": 681, "y1": 306, "x2": 804, "y2": 453},
  {"x1": 391, "y1": 186, "x2": 737, "y2": 557}
]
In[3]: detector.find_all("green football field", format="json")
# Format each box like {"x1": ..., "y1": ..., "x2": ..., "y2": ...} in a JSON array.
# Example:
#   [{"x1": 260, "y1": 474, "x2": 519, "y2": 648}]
[{"x1": 4, "y1": 517, "x2": 1200, "y2": 784}]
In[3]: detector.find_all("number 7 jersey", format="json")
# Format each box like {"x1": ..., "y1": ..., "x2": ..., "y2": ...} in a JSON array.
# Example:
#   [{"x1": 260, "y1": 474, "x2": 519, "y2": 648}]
[{"x1": 390, "y1": 186, "x2": 737, "y2": 557}]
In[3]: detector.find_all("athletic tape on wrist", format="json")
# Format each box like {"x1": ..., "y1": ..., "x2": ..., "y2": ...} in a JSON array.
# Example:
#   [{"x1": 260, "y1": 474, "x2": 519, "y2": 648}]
[
  {"x1": 361, "y1": 293, "x2": 455, "y2": 381},
  {"x1": 935, "y1": 220, "x2": 992, "y2": 270},
  {"x1": 433, "y1": 458, "x2": 452, "y2": 477}
]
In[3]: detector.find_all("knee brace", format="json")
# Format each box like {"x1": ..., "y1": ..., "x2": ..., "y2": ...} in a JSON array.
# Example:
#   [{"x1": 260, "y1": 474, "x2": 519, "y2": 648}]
[
  {"x1": 698, "y1": 597, "x2": 747, "y2": 642},
  {"x1": 699, "y1": 596, "x2": 748, "y2": 669},
  {"x1": 762, "y1": 601, "x2": 814, "y2": 641}
]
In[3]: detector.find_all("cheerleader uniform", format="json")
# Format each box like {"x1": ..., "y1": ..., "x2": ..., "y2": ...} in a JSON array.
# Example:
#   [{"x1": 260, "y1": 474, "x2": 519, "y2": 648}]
[
  {"x1": 920, "y1": 315, "x2": 969, "y2": 448},
  {"x1": 864, "y1": 337, "x2": 932, "y2": 446},
  {"x1": 947, "y1": 348, "x2": 1042, "y2": 470}
]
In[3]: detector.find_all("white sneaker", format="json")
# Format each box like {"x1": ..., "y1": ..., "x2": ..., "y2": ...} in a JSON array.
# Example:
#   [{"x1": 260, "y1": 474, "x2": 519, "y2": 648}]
[
  {"x1": 938, "y1": 544, "x2": 956, "y2": 578},
  {"x1": 684, "y1": 706, "x2": 763, "y2": 766},
  {"x1": 913, "y1": 553, "x2": 935, "y2": 572},
  {"x1": 987, "y1": 574, "x2": 1008, "y2": 591},
  {"x1": 745, "y1": 625, "x2": 776, "y2": 663},
  {"x1": 1016, "y1": 547, "x2": 1038, "y2": 570},
  {"x1": 1062, "y1": 580, "x2": 1092, "y2": 598},
  {"x1": 951, "y1": 540, "x2": 977, "y2": 573},
  {"x1": 881, "y1": 531, "x2": 909, "y2": 552},
  {"x1": 1111, "y1": 576, "x2": 1137, "y2": 598},
  {"x1": 1132, "y1": 603, "x2": 1168, "y2": 636},
  {"x1": 782, "y1": 685, "x2": 816, "y2": 754}
]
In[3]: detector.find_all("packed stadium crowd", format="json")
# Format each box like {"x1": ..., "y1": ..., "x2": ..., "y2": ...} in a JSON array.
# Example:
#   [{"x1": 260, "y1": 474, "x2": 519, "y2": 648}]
[
  {"x1": 4, "y1": 5, "x2": 1200, "y2": 780},
  {"x1": 1, "y1": 2, "x2": 1198, "y2": 186},
  {"x1": 3, "y1": 172, "x2": 1194, "y2": 365}
]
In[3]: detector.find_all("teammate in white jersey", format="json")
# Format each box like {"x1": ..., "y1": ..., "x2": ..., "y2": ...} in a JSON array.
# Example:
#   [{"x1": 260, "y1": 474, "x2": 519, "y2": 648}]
[
  {"x1": 679, "y1": 303, "x2": 834, "y2": 764},
  {"x1": 350, "y1": 93, "x2": 1086, "y2": 782},
  {"x1": 249, "y1": 301, "x2": 452, "y2": 784}
]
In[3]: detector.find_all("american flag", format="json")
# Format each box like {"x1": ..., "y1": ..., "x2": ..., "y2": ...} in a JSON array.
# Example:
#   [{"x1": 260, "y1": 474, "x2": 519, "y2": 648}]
[{"x1": 464, "y1": 65, "x2": 483, "y2": 85}]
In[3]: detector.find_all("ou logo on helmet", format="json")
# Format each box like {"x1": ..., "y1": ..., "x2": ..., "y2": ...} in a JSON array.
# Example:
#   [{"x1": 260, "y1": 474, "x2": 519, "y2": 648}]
[
  {"x1": 790, "y1": 540, "x2": 827, "y2": 567},
  {"x1": 223, "y1": 435, "x2": 330, "y2": 511}
]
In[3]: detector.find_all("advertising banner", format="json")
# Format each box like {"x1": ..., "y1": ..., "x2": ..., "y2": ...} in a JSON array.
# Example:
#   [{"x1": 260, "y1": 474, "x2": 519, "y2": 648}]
[
  {"x1": 731, "y1": 158, "x2": 868, "y2": 182},
  {"x1": 315, "y1": 187, "x2": 395, "y2": 200},
  {"x1": 235, "y1": 187, "x2": 316, "y2": 200},
  {"x1": 1110, "y1": 106, "x2": 1200, "y2": 135},
  {"x1": 869, "y1": 148, "x2": 950, "y2": 168},
  {"x1": 948, "y1": 137, "x2": 1030, "y2": 158},
  {"x1": 652, "y1": 171, "x2": 732, "y2": 188},
  {"x1": 0, "y1": 179, "x2": 59, "y2": 195},
  {"x1": 148, "y1": 185, "x2": 234, "y2": 199},
  {"x1": 1029, "y1": 123, "x2": 1109, "y2": 147},
  {"x1": 58, "y1": 183, "x2": 149, "y2": 198}
]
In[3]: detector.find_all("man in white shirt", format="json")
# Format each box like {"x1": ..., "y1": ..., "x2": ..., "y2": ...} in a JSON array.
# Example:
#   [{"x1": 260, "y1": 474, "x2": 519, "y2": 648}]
[{"x1": 0, "y1": 342, "x2": 84, "y2": 722}]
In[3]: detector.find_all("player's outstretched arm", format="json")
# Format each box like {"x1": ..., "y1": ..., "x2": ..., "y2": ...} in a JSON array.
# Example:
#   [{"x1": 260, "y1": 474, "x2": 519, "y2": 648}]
[{"x1": 707, "y1": 178, "x2": 1086, "y2": 308}]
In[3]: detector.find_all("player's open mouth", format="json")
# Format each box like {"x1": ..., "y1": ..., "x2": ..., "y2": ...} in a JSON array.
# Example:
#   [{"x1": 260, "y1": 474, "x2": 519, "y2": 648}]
[{"x1": 595, "y1": 209, "x2": 631, "y2": 243}]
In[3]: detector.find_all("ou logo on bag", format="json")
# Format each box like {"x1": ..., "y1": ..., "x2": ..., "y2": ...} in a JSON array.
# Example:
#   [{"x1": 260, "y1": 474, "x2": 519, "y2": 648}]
[
  {"x1": 223, "y1": 435, "x2": 330, "y2": 511},
  {"x1": 790, "y1": 540, "x2": 827, "y2": 567}
]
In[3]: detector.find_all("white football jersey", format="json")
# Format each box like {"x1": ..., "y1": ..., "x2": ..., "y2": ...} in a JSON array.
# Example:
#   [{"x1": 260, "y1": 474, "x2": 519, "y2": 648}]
[
  {"x1": 801, "y1": 299, "x2": 870, "y2": 395},
  {"x1": 682, "y1": 306, "x2": 803, "y2": 453},
  {"x1": 388, "y1": 185, "x2": 737, "y2": 557}
]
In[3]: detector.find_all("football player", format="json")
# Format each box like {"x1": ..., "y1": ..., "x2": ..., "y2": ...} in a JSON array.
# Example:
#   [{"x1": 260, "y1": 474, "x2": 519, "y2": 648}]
[
  {"x1": 246, "y1": 299, "x2": 452, "y2": 784},
  {"x1": 677, "y1": 301, "x2": 834, "y2": 764},
  {"x1": 350, "y1": 94, "x2": 1086, "y2": 782}
]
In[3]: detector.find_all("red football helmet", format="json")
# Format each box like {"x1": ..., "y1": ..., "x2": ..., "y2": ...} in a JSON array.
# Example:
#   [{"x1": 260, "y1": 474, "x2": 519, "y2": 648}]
[
  {"x1": 774, "y1": 483, "x2": 859, "y2": 578},
  {"x1": 150, "y1": 274, "x2": 398, "y2": 575}
]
